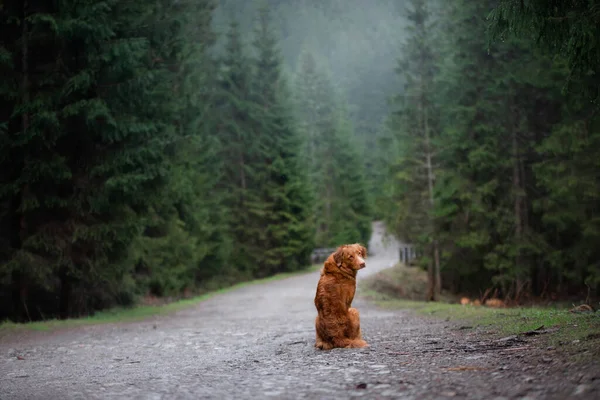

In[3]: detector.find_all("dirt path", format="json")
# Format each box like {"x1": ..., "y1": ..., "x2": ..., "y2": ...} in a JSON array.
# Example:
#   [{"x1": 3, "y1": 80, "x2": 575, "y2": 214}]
[{"x1": 1, "y1": 222, "x2": 598, "y2": 399}]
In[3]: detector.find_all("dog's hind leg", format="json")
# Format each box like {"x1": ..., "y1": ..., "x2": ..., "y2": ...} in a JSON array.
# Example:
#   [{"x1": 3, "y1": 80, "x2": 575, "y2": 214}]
[
  {"x1": 337, "y1": 308, "x2": 367, "y2": 348},
  {"x1": 331, "y1": 337, "x2": 368, "y2": 349},
  {"x1": 315, "y1": 315, "x2": 331, "y2": 349},
  {"x1": 343, "y1": 339, "x2": 368, "y2": 348},
  {"x1": 347, "y1": 307, "x2": 364, "y2": 341}
]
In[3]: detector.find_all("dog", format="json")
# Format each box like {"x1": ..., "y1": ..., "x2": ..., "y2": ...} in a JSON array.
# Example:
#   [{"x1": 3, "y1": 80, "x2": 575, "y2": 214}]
[{"x1": 314, "y1": 243, "x2": 368, "y2": 350}]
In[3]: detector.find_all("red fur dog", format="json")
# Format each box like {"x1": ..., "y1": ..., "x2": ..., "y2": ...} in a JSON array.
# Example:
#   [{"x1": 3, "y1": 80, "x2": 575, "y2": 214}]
[{"x1": 314, "y1": 243, "x2": 368, "y2": 350}]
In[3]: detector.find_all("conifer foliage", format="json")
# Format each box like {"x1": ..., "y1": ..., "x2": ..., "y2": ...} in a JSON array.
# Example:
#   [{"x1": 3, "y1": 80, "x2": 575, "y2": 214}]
[
  {"x1": 251, "y1": 4, "x2": 315, "y2": 275},
  {"x1": 385, "y1": 0, "x2": 441, "y2": 300},
  {"x1": 0, "y1": 0, "x2": 182, "y2": 319},
  {"x1": 293, "y1": 51, "x2": 372, "y2": 248},
  {"x1": 0, "y1": 0, "x2": 319, "y2": 321},
  {"x1": 383, "y1": 0, "x2": 600, "y2": 302}
]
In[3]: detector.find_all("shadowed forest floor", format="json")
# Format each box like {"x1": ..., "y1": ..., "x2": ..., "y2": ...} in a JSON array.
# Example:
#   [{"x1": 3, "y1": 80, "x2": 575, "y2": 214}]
[{"x1": 1, "y1": 223, "x2": 599, "y2": 399}]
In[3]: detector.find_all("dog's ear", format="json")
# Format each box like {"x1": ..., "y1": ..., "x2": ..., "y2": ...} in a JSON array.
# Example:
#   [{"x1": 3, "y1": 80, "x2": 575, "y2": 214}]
[
  {"x1": 333, "y1": 247, "x2": 344, "y2": 267},
  {"x1": 359, "y1": 245, "x2": 367, "y2": 258}
]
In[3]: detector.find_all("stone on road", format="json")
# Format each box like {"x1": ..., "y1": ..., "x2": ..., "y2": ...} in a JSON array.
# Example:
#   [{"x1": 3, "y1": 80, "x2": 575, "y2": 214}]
[{"x1": 1, "y1": 222, "x2": 598, "y2": 399}]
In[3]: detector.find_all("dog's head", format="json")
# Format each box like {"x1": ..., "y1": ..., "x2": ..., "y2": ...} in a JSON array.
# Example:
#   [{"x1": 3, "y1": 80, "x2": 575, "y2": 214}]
[{"x1": 333, "y1": 243, "x2": 367, "y2": 275}]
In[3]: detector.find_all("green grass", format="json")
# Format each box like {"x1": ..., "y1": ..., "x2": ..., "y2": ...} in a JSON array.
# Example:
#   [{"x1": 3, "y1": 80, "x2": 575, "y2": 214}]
[
  {"x1": 0, "y1": 264, "x2": 321, "y2": 333},
  {"x1": 360, "y1": 265, "x2": 600, "y2": 361},
  {"x1": 364, "y1": 289, "x2": 597, "y2": 338}
]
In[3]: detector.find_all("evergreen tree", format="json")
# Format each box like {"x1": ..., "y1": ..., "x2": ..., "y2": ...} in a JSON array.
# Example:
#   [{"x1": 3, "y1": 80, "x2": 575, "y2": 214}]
[
  {"x1": 328, "y1": 106, "x2": 372, "y2": 246},
  {"x1": 293, "y1": 48, "x2": 337, "y2": 182},
  {"x1": 130, "y1": 0, "x2": 229, "y2": 296},
  {"x1": 0, "y1": 0, "x2": 178, "y2": 319},
  {"x1": 489, "y1": 0, "x2": 600, "y2": 297},
  {"x1": 250, "y1": 3, "x2": 315, "y2": 274},
  {"x1": 429, "y1": 0, "x2": 598, "y2": 300},
  {"x1": 0, "y1": 0, "x2": 223, "y2": 320},
  {"x1": 386, "y1": 0, "x2": 441, "y2": 299},
  {"x1": 489, "y1": 0, "x2": 600, "y2": 103},
  {"x1": 215, "y1": 19, "x2": 265, "y2": 278},
  {"x1": 293, "y1": 51, "x2": 371, "y2": 248}
]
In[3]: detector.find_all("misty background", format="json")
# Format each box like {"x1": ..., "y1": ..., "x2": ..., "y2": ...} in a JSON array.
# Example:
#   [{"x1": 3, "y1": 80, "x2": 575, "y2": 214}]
[
  {"x1": 0, "y1": 0, "x2": 598, "y2": 322},
  {"x1": 219, "y1": 0, "x2": 408, "y2": 135}
]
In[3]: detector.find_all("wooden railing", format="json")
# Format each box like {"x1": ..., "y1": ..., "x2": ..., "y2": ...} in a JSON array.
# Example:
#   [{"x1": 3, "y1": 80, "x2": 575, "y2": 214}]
[
  {"x1": 399, "y1": 246, "x2": 418, "y2": 265},
  {"x1": 311, "y1": 245, "x2": 417, "y2": 266}
]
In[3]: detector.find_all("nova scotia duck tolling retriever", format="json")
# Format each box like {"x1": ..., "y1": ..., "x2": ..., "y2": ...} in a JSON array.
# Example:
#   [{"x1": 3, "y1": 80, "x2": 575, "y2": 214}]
[{"x1": 314, "y1": 243, "x2": 368, "y2": 350}]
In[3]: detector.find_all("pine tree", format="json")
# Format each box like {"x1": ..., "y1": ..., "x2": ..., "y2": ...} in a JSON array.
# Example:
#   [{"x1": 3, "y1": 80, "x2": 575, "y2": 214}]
[
  {"x1": 293, "y1": 48, "x2": 337, "y2": 182},
  {"x1": 432, "y1": 0, "x2": 592, "y2": 300},
  {"x1": 215, "y1": 19, "x2": 265, "y2": 278},
  {"x1": 0, "y1": 0, "x2": 224, "y2": 320},
  {"x1": 489, "y1": 0, "x2": 600, "y2": 297},
  {"x1": 386, "y1": 0, "x2": 441, "y2": 300},
  {"x1": 489, "y1": 0, "x2": 600, "y2": 103},
  {"x1": 293, "y1": 50, "x2": 371, "y2": 248},
  {"x1": 250, "y1": 3, "x2": 315, "y2": 274},
  {"x1": 328, "y1": 106, "x2": 372, "y2": 246},
  {"x1": 129, "y1": 0, "x2": 228, "y2": 296}
]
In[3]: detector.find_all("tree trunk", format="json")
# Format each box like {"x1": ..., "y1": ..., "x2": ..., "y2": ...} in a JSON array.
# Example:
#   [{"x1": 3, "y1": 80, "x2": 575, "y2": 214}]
[
  {"x1": 59, "y1": 268, "x2": 71, "y2": 319},
  {"x1": 12, "y1": 0, "x2": 31, "y2": 322},
  {"x1": 424, "y1": 100, "x2": 441, "y2": 300},
  {"x1": 512, "y1": 114, "x2": 523, "y2": 302},
  {"x1": 22, "y1": 0, "x2": 29, "y2": 133},
  {"x1": 239, "y1": 153, "x2": 246, "y2": 190},
  {"x1": 427, "y1": 260, "x2": 435, "y2": 301}
]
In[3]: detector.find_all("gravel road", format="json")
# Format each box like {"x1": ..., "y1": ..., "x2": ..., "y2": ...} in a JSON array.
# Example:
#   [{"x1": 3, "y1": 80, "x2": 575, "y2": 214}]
[{"x1": 1, "y1": 222, "x2": 599, "y2": 400}]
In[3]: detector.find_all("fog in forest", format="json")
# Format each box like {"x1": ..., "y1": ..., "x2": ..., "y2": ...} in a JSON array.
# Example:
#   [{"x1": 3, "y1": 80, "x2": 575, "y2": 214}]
[
  {"x1": 213, "y1": 0, "x2": 407, "y2": 139},
  {"x1": 1, "y1": 0, "x2": 598, "y2": 321}
]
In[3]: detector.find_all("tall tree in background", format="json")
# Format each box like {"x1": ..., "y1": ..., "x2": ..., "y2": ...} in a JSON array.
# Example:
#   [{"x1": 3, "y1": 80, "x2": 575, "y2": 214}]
[
  {"x1": 386, "y1": 0, "x2": 441, "y2": 300},
  {"x1": 434, "y1": 0, "x2": 562, "y2": 300},
  {"x1": 250, "y1": 3, "x2": 315, "y2": 275},
  {"x1": 489, "y1": 0, "x2": 600, "y2": 298},
  {"x1": 413, "y1": 0, "x2": 600, "y2": 301},
  {"x1": 488, "y1": 0, "x2": 600, "y2": 103},
  {"x1": 328, "y1": 102, "x2": 372, "y2": 246},
  {"x1": 432, "y1": 0, "x2": 506, "y2": 296},
  {"x1": 293, "y1": 49, "x2": 336, "y2": 180},
  {"x1": 215, "y1": 19, "x2": 264, "y2": 279},
  {"x1": 129, "y1": 0, "x2": 231, "y2": 296},
  {"x1": 0, "y1": 0, "x2": 244, "y2": 321},
  {"x1": 0, "y1": 0, "x2": 180, "y2": 319},
  {"x1": 293, "y1": 50, "x2": 371, "y2": 248}
]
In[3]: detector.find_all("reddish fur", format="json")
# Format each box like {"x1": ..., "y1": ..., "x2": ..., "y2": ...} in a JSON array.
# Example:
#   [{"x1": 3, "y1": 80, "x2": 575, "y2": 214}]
[{"x1": 314, "y1": 243, "x2": 368, "y2": 350}]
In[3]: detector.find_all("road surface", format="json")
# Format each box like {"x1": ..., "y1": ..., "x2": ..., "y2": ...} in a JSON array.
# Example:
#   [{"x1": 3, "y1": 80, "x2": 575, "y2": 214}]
[{"x1": 1, "y1": 222, "x2": 598, "y2": 399}]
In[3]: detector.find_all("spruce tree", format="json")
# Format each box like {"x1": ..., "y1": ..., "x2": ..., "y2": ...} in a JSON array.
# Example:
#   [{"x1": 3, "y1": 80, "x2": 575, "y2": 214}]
[
  {"x1": 293, "y1": 51, "x2": 371, "y2": 248},
  {"x1": 129, "y1": 0, "x2": 227, "y2": 296},
  {"x1": 432, "y1": 0, "x2": 507, "y2": 295},
  {"x1": 489, "y1": 0, "x2": 600, "y2": 296},
  {"x1": 489, "y1": 0, "x2": 600, "y2": 103},
  {"x1": 250, "y1": 3, "x2": 315, "y2": 274},
  {"x1": 328, "y1": 106, "x2": 372, "y2": 246},
  {"x1": 0, "y1": 0, "x2": 181, "y2": 319},
  {"x1": 386, "y1": 0, "x2": 441, "y2": 299},
  {"x1": 432, "y1": 0, "x2": 592, "y2": 299},
  {"x1": 215, "y1": 19, "x2": 265, "y2": 278}
]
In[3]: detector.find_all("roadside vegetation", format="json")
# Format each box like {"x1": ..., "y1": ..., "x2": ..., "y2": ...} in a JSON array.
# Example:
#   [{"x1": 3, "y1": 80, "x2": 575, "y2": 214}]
[{"x1": 361, "y1": 264, "x2": 600, "y2": 362}]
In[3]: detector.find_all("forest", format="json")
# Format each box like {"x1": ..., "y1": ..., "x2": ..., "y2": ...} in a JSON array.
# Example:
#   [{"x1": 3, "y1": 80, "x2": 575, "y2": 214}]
[{"x1": 0, "y1": 0, "x2": 598, "y2": 322}]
